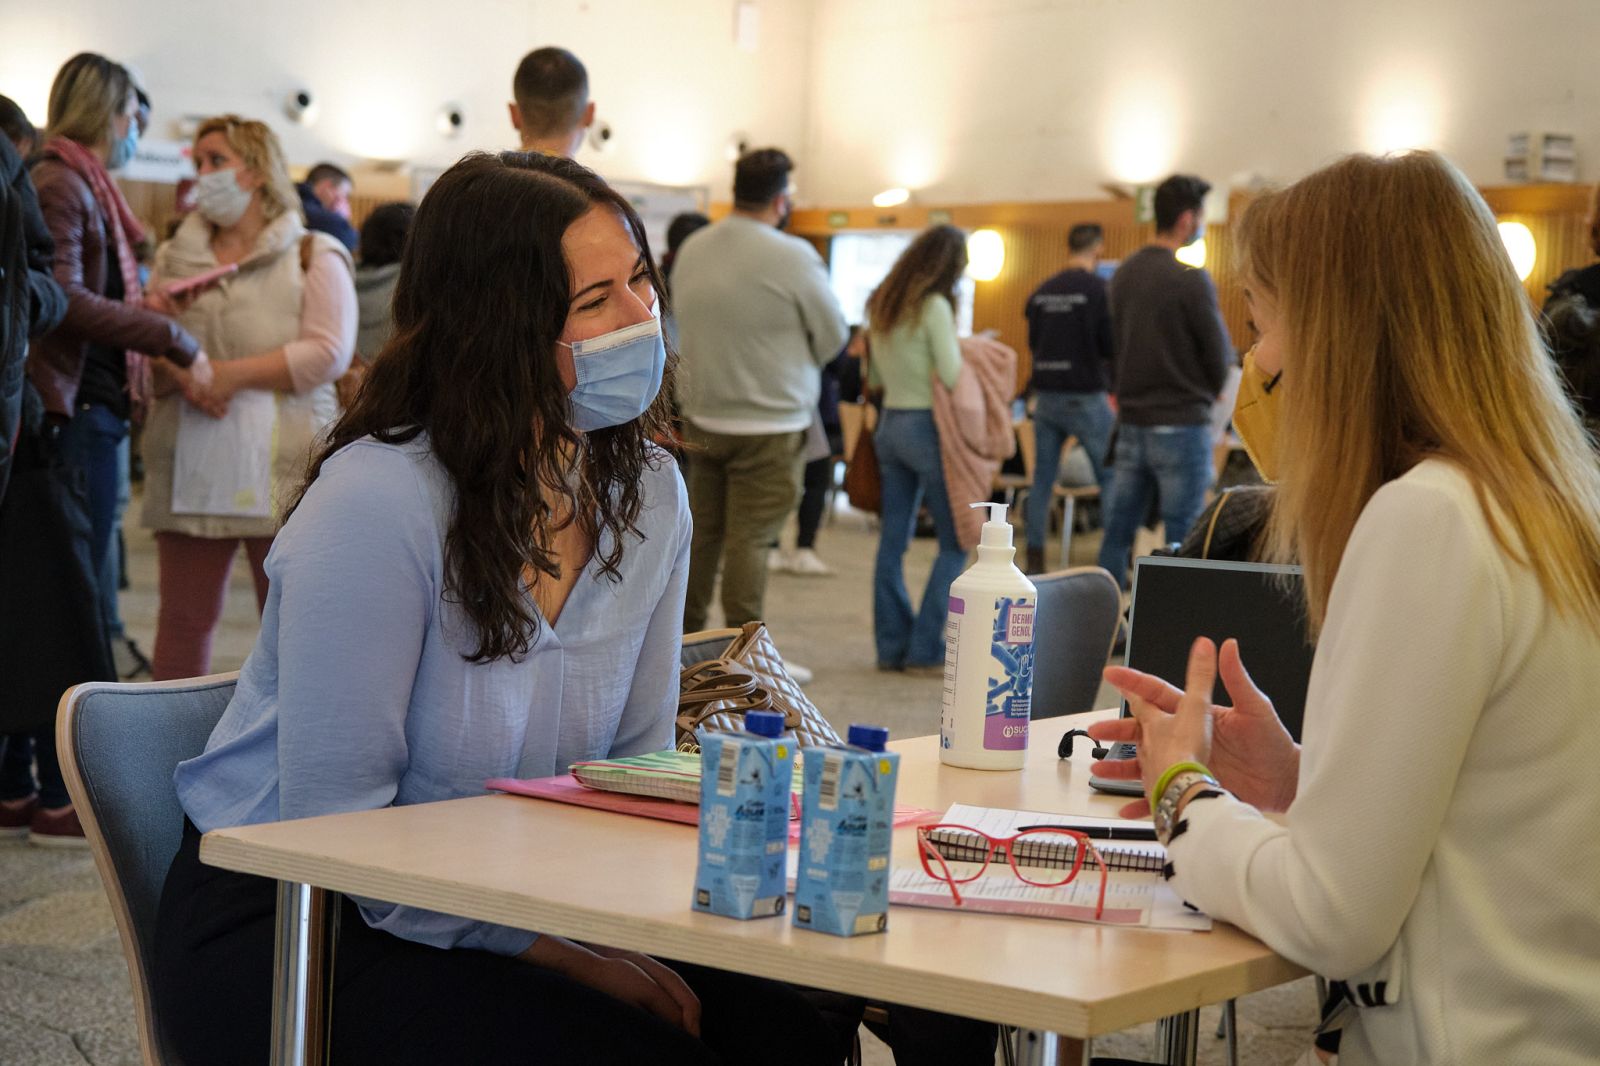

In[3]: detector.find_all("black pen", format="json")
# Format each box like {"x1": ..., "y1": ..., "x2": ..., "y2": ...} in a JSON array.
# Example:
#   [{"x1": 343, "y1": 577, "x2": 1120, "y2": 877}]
[{"x1": 1015, "y1": 824, "x2": 1159, "y2": 841}]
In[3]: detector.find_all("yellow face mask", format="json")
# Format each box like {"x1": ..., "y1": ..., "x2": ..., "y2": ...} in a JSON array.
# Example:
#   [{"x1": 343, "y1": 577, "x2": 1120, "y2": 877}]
[{"x1": 1232, "y1": 348, "x2": 1283, "y2": 482}]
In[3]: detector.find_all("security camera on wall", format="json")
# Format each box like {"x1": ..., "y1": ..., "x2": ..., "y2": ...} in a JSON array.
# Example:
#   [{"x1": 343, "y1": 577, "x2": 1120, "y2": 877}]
[
  {"x1": 437, "y1": 103, "x2": 465, "y2": 139},
  {"x1": 587, "y1": 119, "x2": 614, "y2": 154},
  {"x1": 284, "y1": 88, "x2": 318, "y2": 126}
]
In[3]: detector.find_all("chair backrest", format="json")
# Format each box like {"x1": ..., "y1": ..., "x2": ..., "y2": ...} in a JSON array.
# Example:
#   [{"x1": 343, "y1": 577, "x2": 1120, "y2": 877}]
[
  {"x1": 681, "y1": 627, "x2": 741, "y2": 668},
  {"x1": 57, "y1": 672, "x2": 239, "y2": 1066},
  {"x1": 1030, "y1": 567, "x2": 1121, "y2": 719}
]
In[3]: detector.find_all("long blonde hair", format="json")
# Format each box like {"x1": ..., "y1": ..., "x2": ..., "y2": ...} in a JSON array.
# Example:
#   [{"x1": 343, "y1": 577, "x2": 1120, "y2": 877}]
[
  {"x1": 46, "y1": 53, "x2": 132, "y2": 148},
  {"x1": 1241, "y1": 151, "x2": 1600, "y2": 635},
  {"x1": 194, "y1": 114, "x2": 301, "y2": 222}
]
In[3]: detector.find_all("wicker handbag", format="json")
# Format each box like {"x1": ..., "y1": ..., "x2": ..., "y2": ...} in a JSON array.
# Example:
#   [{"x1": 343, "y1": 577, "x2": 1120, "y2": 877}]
[{"x1": 675, "y1": 622, "x2": 843, "y2": 752}]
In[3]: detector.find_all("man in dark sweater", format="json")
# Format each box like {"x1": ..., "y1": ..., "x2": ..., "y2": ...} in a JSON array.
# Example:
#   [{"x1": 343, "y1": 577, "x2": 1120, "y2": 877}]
[
  {"x1": 296, "y1": 162, "x2": 359, "y2": 251},
  {"x1": 1096, "y1": 174, "x2": 1232, "y2": 584},
  {"x1": 1023, "y1": 222, "x2": 1115, "y2": 572},
  {"x1": 1542, "y1": 180, "x2": 1600, "y2": 429}
]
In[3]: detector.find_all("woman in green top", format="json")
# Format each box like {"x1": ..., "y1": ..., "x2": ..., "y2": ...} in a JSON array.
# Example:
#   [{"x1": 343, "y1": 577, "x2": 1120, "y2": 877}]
[{"x1": 867, "y1": 226, "x2": 967, "y2": 670}]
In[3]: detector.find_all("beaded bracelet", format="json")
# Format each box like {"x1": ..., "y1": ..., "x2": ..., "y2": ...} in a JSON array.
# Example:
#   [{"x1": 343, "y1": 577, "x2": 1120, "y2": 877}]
[{"x1": 1151, "y1": 760, "x2": 1213, "y2": 807}]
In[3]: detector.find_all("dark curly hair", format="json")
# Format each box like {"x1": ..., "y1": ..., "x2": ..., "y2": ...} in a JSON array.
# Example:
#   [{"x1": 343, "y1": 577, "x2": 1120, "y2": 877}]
[{"x1": 291, "y1": 151, "x2": 676, "y2": 662}]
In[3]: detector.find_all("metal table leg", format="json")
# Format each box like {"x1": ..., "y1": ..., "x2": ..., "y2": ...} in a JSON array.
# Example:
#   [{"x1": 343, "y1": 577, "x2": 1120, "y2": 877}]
[
  {"x1": 270, "y1": 881, "x2": 337, "y2": 1066},
  {"x1": 1060, "y1": 495, "x2": 1077, "y2": 566},
  {"x1": 1014, "y1": 1029, "x2": 1057, "y2": 1066},
  {"x1": 1155, "y1": 1009, "x2": 1201, "y2": 1066}
]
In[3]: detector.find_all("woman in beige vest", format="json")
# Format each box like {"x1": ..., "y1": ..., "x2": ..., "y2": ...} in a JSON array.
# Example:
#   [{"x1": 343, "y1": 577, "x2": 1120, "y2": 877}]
[{"x1": 145, "y1": 115, "x2": 355, "y2": 679}]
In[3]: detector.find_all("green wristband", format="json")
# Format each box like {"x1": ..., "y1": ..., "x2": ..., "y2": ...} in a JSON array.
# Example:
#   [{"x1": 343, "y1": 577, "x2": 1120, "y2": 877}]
[{"x1": 1152, "y1": 761, "x2": 1212, "y2": 807}]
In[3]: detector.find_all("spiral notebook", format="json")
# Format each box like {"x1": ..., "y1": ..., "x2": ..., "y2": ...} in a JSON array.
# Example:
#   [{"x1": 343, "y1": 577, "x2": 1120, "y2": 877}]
[
  {"x1": 569, "y1": 750, "x2": 806, "y2": 804},
  {"x1": 925, "y1": 803, "x2": 1167, "y2": 873}
]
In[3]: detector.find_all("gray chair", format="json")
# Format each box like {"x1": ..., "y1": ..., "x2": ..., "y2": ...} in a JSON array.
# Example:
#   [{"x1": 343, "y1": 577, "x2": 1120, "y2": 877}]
[
  {"x1": 1029, "y1": 566, "x2": 1121, "y2": 719},
  {"x1": 57, "y1": 673, "x2": 239, "y2": 1066}
]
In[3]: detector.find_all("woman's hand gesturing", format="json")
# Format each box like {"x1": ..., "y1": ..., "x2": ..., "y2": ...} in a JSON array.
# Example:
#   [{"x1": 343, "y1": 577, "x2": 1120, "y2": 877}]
[{"x1": 1087, "y1": 637, "x2": 1300, "y2": 817}]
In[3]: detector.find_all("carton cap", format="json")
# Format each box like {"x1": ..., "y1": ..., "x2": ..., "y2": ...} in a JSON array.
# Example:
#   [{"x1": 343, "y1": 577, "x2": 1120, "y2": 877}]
[
  {"x1": 848, "y1": 724, "x2": 890, "y2": 752},
  {"x1": 744, "y1": 710, "x2": 785, "y2": 737}
]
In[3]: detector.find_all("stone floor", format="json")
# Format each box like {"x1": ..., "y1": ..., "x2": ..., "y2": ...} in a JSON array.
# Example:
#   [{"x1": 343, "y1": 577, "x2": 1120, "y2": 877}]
[{"x1": 0, "y1": 488, "x2": 1319, "y2": 1064}]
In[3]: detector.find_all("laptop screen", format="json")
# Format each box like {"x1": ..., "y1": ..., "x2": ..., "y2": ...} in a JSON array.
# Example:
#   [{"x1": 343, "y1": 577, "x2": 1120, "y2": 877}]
[{"x1": 1124, "y1": 557, "x2": 1316, "y2": 741}]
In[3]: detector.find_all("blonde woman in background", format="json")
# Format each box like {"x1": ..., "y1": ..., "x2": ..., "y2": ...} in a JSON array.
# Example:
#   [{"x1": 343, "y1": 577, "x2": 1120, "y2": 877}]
[
  {"x1": 145, "y1": 115, "x2": 356, "y2": 679},
  {"x1": 1089, "y1": 151, "x2": 1600, "y2": 1064}
]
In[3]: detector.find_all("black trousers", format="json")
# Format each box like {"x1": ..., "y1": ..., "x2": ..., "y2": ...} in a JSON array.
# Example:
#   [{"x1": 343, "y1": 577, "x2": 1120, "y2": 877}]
[{"x1": 152, "y1": 819, "x2": 856, "y2": 1065}]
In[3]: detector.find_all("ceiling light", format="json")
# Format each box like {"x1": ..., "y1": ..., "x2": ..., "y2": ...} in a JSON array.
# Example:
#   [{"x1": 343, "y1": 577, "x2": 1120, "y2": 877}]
[{"x1": 872, "y1": 187, "x2": 910, "y2": 208}]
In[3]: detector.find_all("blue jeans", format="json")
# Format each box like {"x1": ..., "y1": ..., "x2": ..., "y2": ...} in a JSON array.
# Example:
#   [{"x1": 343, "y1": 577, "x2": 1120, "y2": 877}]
[
  {"x1": 56, "y1": 403, "x2": 128, "y2": 637},
  {"x1": 1095, "y1": 423, "x2": 1214, "y2": 584},
  {"x1": 1026, "y1": 390, "x2": 1114, "y2": 550},
  {"x1": 873, "y1": 410, "x2": 968, "y2": 667}
]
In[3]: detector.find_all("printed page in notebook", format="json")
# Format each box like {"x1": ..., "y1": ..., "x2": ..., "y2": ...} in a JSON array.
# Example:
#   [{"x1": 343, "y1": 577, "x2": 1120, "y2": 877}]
[{"x1": 888, "y1": 866, "x2": 1152, "y2": 925}]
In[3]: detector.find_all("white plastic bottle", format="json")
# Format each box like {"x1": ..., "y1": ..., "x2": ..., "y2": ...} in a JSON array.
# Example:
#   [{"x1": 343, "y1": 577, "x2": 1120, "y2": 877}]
[{"x1": 940, "y1": 502, "x2": 1037, "y2": 770}]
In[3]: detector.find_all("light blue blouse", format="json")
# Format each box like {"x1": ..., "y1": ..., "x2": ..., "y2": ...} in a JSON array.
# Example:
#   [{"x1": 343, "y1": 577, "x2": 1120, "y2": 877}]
[{"x1": 174, "y1": 435, "x2": 692, "y2": 957}]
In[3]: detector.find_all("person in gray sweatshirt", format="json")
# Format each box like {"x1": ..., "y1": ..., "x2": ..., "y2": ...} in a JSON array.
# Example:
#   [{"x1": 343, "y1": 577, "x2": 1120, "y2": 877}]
[
  {"x1": 670, "y1": 148, "x2": 848, "y2": 633},
  {"x1": 353, "y1": 202, "x2": 414, "y2": 364}
]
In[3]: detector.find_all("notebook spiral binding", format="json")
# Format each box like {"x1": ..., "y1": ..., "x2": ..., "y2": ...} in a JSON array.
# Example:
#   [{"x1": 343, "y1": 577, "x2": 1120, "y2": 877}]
[{"x1": 924, "y1": 828, "x2": 1166, "y2": 874}]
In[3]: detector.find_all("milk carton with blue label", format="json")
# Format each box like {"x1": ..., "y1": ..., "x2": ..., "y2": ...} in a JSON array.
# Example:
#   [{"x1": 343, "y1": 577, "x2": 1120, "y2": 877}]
[
  {"x1": 793, "y1": 724, "x2": 900, "y2": 937},
  {"x1": 693, "y1": 710, "x2": 794, "y2": 919},
  {"x1": 940, "y1": 502, "x2": 1037, "y2": 770}
]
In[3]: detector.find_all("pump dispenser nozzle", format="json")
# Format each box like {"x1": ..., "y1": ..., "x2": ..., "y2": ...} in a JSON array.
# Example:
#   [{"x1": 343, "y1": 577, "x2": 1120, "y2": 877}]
[{"x1": 969, "y1": 501, "x2": 1014, "y2": 549}]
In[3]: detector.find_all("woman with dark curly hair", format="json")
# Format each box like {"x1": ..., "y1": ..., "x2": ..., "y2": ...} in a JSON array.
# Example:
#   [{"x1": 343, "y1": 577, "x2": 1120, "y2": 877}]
[{"x1": 151, "y1": 151, "x2": 852, "y2": 1065}]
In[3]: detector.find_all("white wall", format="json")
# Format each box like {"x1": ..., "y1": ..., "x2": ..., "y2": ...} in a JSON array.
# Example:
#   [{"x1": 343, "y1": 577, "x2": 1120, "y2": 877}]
[
  {"x1": 4, "y1": 0, "x2": 1595, "y2": 209},
  {"x1": 803, "y1": 0, "x2": 1600, "y2": 205},
  {"x1": 0, "y1": 0, "x2": 816, "y2": 198}
]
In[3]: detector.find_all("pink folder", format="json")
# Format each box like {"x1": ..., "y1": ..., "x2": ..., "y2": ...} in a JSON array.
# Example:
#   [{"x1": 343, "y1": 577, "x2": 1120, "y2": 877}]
[{"x1": 487, "y1": 773, "x2": 936, "y2": 843}]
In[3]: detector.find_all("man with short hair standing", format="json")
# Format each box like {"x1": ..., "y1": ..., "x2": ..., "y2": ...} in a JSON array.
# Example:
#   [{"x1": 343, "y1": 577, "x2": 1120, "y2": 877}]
[
  {"x1": 672, "y1": 148, "x2": 848, "y2": 636},
  {"x1": 1022, "y1": 222, "x2": 1115, "y2": 574},
  {"x1": 1096, "y1": 174, "x2": 1232, "y2": 584},
  {"x1": 297, "y1": 162, "x2": 358, "y2": 251},
  {"x1": 509, "y1": 46, "x2": 594, "y2": 158}
]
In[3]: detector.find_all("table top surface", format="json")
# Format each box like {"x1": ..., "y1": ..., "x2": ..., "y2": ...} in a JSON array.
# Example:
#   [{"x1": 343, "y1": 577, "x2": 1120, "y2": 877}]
[{"x1": 201, "y1": 711, "x2": 1305, "y2": 1037}]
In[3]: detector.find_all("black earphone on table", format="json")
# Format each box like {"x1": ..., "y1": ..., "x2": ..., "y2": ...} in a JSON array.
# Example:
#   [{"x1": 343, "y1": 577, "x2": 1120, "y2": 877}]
[{"x1": 1057, "y1": 728, "x2": 1110, "y2": 760}]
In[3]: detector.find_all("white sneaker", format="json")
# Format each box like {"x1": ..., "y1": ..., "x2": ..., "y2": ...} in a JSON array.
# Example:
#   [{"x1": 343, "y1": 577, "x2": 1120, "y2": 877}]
[
  {"x1": 783, "y1": 659, "x2": 814, "y2": 686},
  {"x1": 787, "y1": 548, "x2": 834, "y2": 577},
  {"x1": 767, "y1": 549, "x2": 791, "y2": 572}
]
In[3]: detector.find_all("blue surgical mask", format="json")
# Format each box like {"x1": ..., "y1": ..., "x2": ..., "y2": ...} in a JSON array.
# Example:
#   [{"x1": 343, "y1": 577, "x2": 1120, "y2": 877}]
[
  {"x1": 108, "y1": 123, "x2": 138, "y2": 171},
  {"x1": 560, "y1": 313, "x2": 666, "y2": 431}
]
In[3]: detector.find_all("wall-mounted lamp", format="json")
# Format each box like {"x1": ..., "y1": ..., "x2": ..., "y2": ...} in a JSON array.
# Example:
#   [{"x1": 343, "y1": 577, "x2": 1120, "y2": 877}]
[
  {"x1": 1497, "y1": 221, "x2": 1537, "y2": 281},
  {"x1": 588, "y1": 118, "x2": 615, "y2": 154},
  {"x1": 967, "y1": 229, "x2": 1005, "y2": 282},
  {"x1": 284, "y1": 88, "x2": 318, "y2": 126},
  {"x1": 436, "y1": 103, "x2": 465, "y2": 139},
  {"x1": 872, "y1": 187, "x2": 911, "y2": 208},
  {"x1": 1175, "y1": 238, "x2": 1207, "y2": 269}
]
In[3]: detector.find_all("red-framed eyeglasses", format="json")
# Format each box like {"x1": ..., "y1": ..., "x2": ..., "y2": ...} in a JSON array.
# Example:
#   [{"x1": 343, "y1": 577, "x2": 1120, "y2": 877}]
[{"x1": 915, "y1": 823, "x2": 1108, "y2": 919}]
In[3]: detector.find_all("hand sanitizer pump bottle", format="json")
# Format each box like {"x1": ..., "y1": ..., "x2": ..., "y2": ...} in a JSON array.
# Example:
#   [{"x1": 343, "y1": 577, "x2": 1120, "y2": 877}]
[{"x1": 939, "y1": 502, "x2": 1037, "y2": 770}]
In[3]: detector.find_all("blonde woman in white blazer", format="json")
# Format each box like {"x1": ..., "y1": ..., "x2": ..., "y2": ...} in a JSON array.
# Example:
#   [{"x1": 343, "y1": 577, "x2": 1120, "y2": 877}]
[{"x1": 1091, "y1": 151, "x2": 1600, "y2": 1065}]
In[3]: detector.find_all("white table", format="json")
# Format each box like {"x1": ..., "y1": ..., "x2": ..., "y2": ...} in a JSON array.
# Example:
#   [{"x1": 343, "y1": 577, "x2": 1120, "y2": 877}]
[{"x1": 203, "y1": 713, "x2": 1305, "y2": 1065}]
